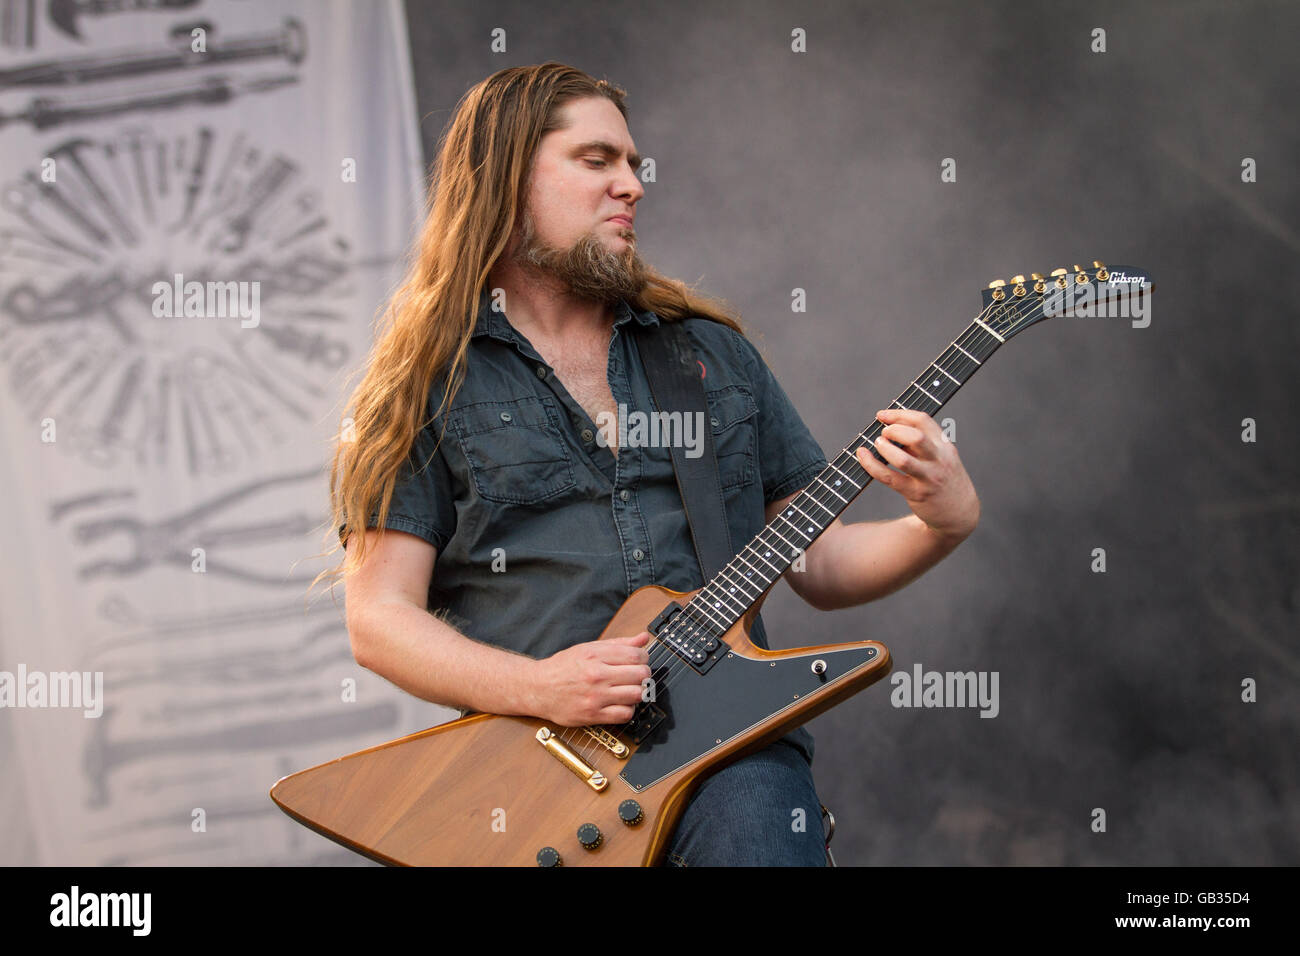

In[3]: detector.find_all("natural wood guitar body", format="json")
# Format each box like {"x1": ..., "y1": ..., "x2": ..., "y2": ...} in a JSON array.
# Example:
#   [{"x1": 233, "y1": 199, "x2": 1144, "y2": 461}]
[{"x1": 271, "y1": 584, "x2": 891, "y2": 866}]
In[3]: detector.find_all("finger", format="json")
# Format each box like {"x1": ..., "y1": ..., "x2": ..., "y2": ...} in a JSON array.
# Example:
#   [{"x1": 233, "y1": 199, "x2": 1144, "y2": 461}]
[
  {"x1": 856, "y1": 443, "x2": 923, "y2": 496},
  {"x1": 600, "y1": 644, "x2": 651, "y2": 665},
  {"x1": 876, "y1": 408, "x2": 927, "y2": 426},
  {"x1": 603, "y1": 662, "x2": 654, "y2": 686},
  {"x1": 880, "y1": 423, "x2": 932, "y2": 458},
  {"x1": 855, "y1": 444, "x2": 899, "y2": 486},
  {"x1": 606, "y1": 683, "x2": 649, "y2": 706},
  {"x1": 871, "y1": 434, "x2": 920, "y2": 476},
  {"x1": 596, "y1": 704, "x2": 637, "y2": 723},
  {"x1": 608, "y1": 631, "x2": 652, "y2": 644}
]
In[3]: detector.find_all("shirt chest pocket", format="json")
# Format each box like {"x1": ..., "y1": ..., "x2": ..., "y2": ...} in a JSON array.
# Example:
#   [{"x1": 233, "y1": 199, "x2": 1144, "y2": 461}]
[
  {"x1": 705, "y1": 384, "x2": 758, "y2": 491},
  {"x1": 449, "y1": 396, "x2": 577, "y2": 504}
]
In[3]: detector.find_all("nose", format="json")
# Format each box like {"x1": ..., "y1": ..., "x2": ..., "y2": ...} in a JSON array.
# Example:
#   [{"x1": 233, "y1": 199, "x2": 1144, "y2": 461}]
[{"x1": 613, "y1": 162, "x2": 645, "y2": 205}]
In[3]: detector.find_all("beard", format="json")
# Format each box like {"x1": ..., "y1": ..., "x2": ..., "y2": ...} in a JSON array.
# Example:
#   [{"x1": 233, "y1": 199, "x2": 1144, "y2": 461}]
[{"x1": 512, "y1": 208, "x2": 649, "y2": 305}]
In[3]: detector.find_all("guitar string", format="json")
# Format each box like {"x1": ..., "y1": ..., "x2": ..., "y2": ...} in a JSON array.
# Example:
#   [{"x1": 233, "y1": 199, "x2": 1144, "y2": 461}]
[
  {"x1": 605, "y1": 291, "x2": 1039, "y2": 740},
  {"x1": 629, "y1": 275, "x2": 1119, "y2": 752},
  {"x1": 556, "y1": 288, "x2": 1048, "y2": 765}
]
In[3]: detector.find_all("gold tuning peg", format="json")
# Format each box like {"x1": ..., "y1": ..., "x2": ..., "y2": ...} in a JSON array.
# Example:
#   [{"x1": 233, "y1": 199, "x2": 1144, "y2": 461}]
[
  {"x1": 987, "y1": 279, "x2": 1006, "y2": 288},
  {"x1": 1011, "y1": 275, "x2": 1026, "y2": 284},
  {"x1": 1092, "y1": 260, "x2": 1107, "y2": 269},
  {"x1": 1072, "y1": 264, "x2": 1088, "y2": 284},
  {"x1": 1092, "y1": 260, "x2": 1109, "y2": 280},
  {"x1": 1031, "y1": 273, "x2": 1045, "y2": 280},
  {"x1": 1049, "y1": 268, "x2": 1068, "y2": 276},
  {"x1": 1072, "y1": 264, "x2": 1085, "y2": 272},
  {"x1": 1030, "y1": 273, "x2": 1046, "y2": 293}
]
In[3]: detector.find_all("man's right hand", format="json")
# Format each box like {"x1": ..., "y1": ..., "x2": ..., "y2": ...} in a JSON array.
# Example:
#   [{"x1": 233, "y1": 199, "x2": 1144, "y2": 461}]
[{"x1": 530, "y1": 631, "x2": 653, "y2": 726}]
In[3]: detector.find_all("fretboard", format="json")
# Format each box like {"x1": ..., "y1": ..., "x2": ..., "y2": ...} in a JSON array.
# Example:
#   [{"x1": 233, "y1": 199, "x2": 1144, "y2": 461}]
[{"x1": 673, "y1": 316, "x2": 1009, "y2": 643}]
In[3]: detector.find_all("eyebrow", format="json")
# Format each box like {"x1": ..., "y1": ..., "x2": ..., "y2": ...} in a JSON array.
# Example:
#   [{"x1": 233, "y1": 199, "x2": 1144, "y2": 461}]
[{"x1": 572, "y1": 140, "x2": 642, "y2": 171}]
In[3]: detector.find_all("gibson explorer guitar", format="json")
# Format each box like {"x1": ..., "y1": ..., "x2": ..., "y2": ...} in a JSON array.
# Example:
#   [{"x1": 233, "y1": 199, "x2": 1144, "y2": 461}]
[{"x1": 272, "y1": 262, "x2": 1153, "y2": 866}]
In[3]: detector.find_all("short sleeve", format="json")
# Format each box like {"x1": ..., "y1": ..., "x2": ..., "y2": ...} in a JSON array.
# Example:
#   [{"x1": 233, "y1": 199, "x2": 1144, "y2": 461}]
[
  {"x1": 734, "y1": 333, "x2": 829, "y2": 504},
  {"x1": 337, "y1": 412, "x2": 457, "y2": 552},
  {"x1": 375, "y1": 417, "x2": 457, "y2": 549}
]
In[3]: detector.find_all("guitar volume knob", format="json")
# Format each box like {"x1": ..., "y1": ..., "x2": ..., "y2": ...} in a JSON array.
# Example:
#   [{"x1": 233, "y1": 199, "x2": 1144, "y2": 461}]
[
  {"x1": 577, "y1": 823, "x2": 603, "y2": 849},
  {"x1": 618, "y1": 799, "x2": 644, "y2": 826},
  {"x1": 537, "y1": 846, "x2": 562, "y2": 867}
]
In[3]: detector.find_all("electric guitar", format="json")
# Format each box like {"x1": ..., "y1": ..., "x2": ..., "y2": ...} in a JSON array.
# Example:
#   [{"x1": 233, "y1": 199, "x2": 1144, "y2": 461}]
[{"x1": 271, "y1": 262, "x2": 1153, "y2": 865}]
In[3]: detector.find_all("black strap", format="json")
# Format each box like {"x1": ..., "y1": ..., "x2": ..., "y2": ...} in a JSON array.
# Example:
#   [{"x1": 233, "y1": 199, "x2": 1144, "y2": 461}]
[{"x1": 633, "y1": 320, "x2": 734, "y2": 584}]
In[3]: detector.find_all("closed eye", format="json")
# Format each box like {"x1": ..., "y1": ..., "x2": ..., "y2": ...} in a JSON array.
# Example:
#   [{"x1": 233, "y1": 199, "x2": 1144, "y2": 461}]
[{"x1": 585, "y1": 158, "x2": 608, "y2": 168}]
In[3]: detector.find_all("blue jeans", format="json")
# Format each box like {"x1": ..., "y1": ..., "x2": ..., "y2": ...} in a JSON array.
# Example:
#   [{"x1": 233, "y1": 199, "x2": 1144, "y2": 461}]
[{"x1": 663, "y1": 739, "x2": 827, "y2": 866}]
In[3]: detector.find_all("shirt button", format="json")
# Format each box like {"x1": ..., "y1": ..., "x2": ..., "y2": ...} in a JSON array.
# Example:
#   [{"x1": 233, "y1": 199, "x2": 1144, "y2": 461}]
[
  {"x1": 619, "y1": 489, "x2": 629, "y2": 501},
  {"x1": 580, "y1": 428, "x2": 594, "y2": 442},
  {"x1": 632, "y1": 548, "x2": 644, "y2": 560},
  {"x1": 500, "y1": 412, "x2": 512, "y2": 423},
  {"x1": 536, "y1": 365, "x2": 548, "y2": 379}
]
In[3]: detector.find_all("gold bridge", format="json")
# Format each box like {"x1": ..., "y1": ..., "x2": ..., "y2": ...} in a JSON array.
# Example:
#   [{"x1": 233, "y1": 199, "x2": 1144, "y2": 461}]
[
  {"x1": 536, "y1": 727, "x2": 608, "y2": 791},
  {"x1": 580, "y1": 725, "x2": 629, "y2": 758}
]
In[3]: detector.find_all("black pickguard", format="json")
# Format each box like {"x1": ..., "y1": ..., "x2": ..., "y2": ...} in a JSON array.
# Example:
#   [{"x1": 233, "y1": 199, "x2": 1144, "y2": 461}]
[{"x1": 618, "y1": 644, "x2": 879, "y2": 791}]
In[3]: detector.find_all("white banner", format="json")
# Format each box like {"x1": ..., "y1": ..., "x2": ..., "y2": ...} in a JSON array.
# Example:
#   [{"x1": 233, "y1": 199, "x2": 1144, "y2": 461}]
[{"x1": 0, "y1": 0, "x2": 449, "y2": 865}]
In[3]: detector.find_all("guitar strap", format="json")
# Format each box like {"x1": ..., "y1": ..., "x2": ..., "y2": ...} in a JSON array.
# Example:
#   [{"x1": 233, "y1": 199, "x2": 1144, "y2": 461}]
[{"x1": 632, "y1": 319, "x2": 735, "y2": 584}]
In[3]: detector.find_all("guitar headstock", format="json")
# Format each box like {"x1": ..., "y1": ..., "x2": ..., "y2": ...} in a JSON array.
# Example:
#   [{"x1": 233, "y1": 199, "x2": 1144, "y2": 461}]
[{"x1": 979, "y1": 262, "x2": 1154, "y2": 339}]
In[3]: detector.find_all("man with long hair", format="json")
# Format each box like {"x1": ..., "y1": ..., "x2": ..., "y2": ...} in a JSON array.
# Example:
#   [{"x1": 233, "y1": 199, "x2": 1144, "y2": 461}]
[{"x1": 328, "y1": 62, "x2": 979, "y2": 866}]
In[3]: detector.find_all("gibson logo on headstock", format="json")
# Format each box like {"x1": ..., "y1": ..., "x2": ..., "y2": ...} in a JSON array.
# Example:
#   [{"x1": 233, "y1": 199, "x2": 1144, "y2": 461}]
[{"x1": 1107, "y1": 272, "x2": 1146, "y2": 285}]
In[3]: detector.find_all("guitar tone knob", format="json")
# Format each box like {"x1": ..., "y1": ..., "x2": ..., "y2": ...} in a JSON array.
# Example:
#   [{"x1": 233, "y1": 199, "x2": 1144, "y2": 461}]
[
  {"x1": 536, "y1": 846, "x2": 562, "y2": 867},
  {"x1": 577, "y1": 823, "x2": 603, "y2": 849},
  {"x1": 618, "y1": 800, "x2": 644, "y2": 826}
]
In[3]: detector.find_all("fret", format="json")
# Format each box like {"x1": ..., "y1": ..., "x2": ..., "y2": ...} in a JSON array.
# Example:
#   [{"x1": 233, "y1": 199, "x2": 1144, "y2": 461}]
[
  {"x1": 972, "y1": 317, "x2": 1005, "y2": 343},
  {"x1": 813, "y1": 476, "x2": 848, "y2": 504},
  {"x1": 935, "y1": 363, "x2": 960, "y2": 386},
  {"x1": 786, "y1": 498, "x2": 826, "y2": 526},
  {"x1": 716, "y1": 568, "x2": 761, "y2": 603},
  {"x1": 964, "y1": 325, "x2": 1000, "y2": 356},
  {"x1": 765, "y1": 519, "x2": 807, "y2": 552},
  {"x1": 732, "y1": 551, "x2": 770, "y2": 583},
  {"x1": 913, "y1": 380, "x2": 941, "y2": 405},
  {"x1": 936, "y1": 350, "x2": 974, "y2": 382},
  {"x1": 700, "y1": 580, "x2": 746, "y2": 617},
  {"x1": 826, "y1": 460, "x2": 862, "y2": 490},
  {"x1": 901, "y1": 386, "x2": 941, "y2": 414},
  {"x1": 797, "y1": 493, "x2": 836, "y2": 519},
  {"x1": 687, "y1": 597, "x2": 730, "y2": 630},
  {"x1": 679, "y1": 303, "x2": 1010, "y2": 658},
  {"x1": 744, "y1": 542, "x2": 784, "y2": 575}
]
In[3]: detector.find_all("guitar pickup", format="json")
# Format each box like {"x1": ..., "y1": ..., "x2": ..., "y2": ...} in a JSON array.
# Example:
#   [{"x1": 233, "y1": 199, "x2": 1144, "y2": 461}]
[{"x1": 647, "y1": 601, "x2": 728, "y2": 676}]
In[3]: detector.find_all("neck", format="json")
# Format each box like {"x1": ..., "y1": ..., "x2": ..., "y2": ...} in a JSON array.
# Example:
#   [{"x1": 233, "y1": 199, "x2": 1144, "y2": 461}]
[{"x1": 486, "y1": 269, "x2": 615, "y2": 341}]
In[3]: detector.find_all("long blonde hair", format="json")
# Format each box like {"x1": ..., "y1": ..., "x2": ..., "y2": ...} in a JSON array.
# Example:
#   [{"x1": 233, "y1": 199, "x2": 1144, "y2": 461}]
[{"x1": 320, "y1": 62, "x2": 747, "y2": 589}]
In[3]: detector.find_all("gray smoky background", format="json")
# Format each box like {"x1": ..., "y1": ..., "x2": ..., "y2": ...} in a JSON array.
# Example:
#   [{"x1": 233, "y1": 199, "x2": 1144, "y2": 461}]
[{"x1": 404, "y1": 0, "x2": 1298, "y2": 864}]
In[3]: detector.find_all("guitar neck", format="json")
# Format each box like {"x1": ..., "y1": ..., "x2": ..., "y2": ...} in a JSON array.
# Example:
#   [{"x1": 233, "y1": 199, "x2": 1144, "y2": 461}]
[{"x1": 690, "y1": 312, "x2": 1013, "y2": 633}]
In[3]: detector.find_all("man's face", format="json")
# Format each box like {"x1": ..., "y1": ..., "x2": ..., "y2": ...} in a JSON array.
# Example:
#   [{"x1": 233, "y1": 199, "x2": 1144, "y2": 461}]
[{"x1": 510, "y1": 96, "x2": 648, "y2": 304}]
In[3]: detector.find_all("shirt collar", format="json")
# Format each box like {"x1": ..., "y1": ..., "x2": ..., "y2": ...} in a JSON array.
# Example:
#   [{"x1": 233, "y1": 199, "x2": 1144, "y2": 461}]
[{"x1": 471, "y1": 287, "x2": 659, "y2": 340}]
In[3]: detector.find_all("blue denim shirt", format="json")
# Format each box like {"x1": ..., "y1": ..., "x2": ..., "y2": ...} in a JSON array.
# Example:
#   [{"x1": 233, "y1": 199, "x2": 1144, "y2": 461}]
[{"x1": 369, "y1": 289, "x2": 829, "y2": 763}]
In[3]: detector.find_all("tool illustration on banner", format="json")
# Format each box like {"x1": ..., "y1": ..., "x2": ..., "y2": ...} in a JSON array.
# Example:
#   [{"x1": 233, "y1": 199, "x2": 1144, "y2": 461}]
[
  {"x1": 0, "y1": 17, "x2": 304, "y2": 88},
  {"x1": 48, "y1": 0, "x2": 202, "y2": 41},
  {"x1": 68, "y1": 468, "x2": 324, "y2": 581},
  {"x1": 85, "y1": 702, "x2": 400, "y2": 807},
  {"x1": 0, "y1": 125, "x2": 358, "y2": 474}
]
